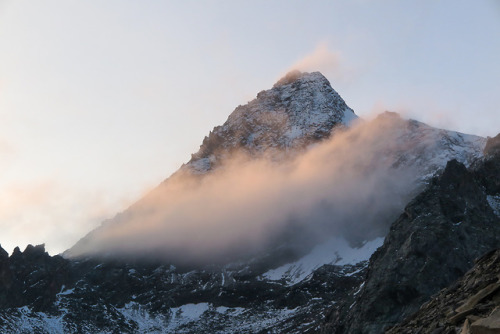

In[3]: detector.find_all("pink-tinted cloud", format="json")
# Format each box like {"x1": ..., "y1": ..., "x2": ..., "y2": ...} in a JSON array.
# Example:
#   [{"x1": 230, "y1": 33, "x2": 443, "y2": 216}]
[
  {"x1": 289, "y1": 42, "x2": 341, "y2": 74},
  {"x1": 0, "y1": 180, "x2": 133, "y2": 255},
  {"x1": 68, "y1": 115, "x2": 422, "y2": 263},
  {"x1": 284, "y1": 42, "x2": 356, "y2": 84}
]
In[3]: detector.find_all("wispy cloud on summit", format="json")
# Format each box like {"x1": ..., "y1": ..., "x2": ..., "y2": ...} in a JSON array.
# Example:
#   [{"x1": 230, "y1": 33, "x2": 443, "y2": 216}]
[
  {"x1": 285, "y1": 42, "x2": 355, "y2": 84},
  {"x1": 288, "y1": 42, "x2": 341, "y2": 74}
]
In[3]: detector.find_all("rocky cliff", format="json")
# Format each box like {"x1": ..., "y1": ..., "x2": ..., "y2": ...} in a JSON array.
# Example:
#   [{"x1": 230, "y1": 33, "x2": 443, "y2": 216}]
[
  {"x1": 387, "y1": 248, "x2": 500, "y2": 333},
  {"x1": 322, "y1": 134, "x2": 500, "y2": 333}
]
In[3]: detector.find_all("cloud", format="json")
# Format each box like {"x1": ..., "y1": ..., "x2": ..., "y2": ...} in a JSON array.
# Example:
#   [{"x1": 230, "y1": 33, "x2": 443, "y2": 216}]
[
  {"x1": 368, "y1": 98, "x2": 463, "y2": 135},
  {"x1": 68, "y1": 114, "x2": 423, "y2": 264},
  {"x1": 0, "y1": 180, "x2": 132, "y2": 255},
  {"x1": 284, "y1": 42, "x2": 355, "y2": 84},
  {"x1": 289, "y1": 42, "x2": 341, "y2": 74}
]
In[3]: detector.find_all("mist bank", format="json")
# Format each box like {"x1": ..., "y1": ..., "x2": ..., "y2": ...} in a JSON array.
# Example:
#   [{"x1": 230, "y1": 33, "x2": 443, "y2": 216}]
[{"x1": 66, "y1": 112, "x2": 485, "y2": 264}]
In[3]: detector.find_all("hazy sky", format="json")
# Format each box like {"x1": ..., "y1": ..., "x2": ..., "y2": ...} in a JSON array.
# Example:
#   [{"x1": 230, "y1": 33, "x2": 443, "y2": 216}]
[{"x1": 0, "y1": 0, "x2": 499, "y2": 255}]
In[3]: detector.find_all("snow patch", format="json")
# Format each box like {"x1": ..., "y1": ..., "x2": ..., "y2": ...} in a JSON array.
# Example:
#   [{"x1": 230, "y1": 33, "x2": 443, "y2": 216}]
[
  {"x1": 487, "y1": 195, "x2": 500, "y2": 217},
  {"x1": 215, "y1": 306, "x2": 245, "y2": 315},
  {"x1": 6, "y1": 307, "x2": 66, "y2": 334},
  {"x1": 188, "y1": 157, "x2": 211, "y2": 174},
  {"x1": 261, "y1": 236, "x2": 384, "y2": 285},
  {"x1": 285, "y1": 126, "x2": 304, "y2": 141},
  {"x1": 118, "y1": 302, "x2": 168, "y2": 333},
  {"x1": 58, "y1": 288, "x2": 74, "y2": 296},
  {"x1": 169, "y1": 303, "x2": 210, "y2": 325}
]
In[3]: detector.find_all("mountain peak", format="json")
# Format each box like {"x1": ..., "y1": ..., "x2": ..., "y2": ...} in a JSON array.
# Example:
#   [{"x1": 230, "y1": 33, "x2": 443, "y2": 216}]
[
  {"x1": 186, "y1": 71, "x2": 356, "y2": 173},
  {"x1": 273, "y1": 70, "x2": 328, "y2": 88}
]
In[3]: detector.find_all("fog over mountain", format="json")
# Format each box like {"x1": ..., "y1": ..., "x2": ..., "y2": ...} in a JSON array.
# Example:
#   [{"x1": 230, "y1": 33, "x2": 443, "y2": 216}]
[
  {"x1": 67, "y1": 72, "x2": 485, "y2": 264},
  {"x1": 68, "y1": 115, "x2": 410, "y2": 261},
  {"x1": 0, "y1": 71, "x2": 496, "y2": 334}
]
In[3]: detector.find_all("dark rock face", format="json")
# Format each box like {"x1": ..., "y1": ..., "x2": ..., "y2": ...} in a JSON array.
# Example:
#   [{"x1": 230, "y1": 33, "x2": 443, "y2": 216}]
[
  {"x1": 0, "y1": 244, "x2": 367, "y2": 333},
  {"x1": 322, "y1": 150, "x2": 500, "y2": 333},
  {"x1": 0, "y1": 245, "x2": 68, "y2": 312},
  {"x1": 387, "y1": 249, "x2": 500, "y2": 333}
]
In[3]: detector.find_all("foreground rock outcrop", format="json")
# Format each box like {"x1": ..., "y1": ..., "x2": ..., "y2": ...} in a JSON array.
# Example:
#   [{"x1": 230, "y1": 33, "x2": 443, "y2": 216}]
[
  {"x1": 383, "y1": 134, "x2": 500, "y2": 334},
  {"x1": 387, "y1": 248, "x2": 500, "y2": 333}
]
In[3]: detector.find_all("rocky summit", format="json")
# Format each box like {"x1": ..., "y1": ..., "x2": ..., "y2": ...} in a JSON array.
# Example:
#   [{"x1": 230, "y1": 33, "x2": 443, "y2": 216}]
[
  {"x1": 0, "y1": 71, "x2": 498, "y2": 333},
  {"x1": 185, "y1": 70, "x2": 357, "y2": 174}
]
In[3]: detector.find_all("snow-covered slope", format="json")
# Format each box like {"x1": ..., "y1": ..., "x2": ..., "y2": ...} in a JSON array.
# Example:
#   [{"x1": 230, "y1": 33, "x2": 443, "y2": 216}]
[
  {"x1": 261, "y1": 237, "x2": 384, "y2": 286},
  {"x1": 388, "y1": 113, "x2": 484, "y2": 175},
  {"x1": 367, "y1": 112, "x2": 485, "y2": 182}
]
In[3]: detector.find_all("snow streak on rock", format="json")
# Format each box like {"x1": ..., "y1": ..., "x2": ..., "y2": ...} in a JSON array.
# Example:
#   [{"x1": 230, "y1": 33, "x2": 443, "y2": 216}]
[{"x1": 261, "y1": 237, "x2": 384, "y2": 286}]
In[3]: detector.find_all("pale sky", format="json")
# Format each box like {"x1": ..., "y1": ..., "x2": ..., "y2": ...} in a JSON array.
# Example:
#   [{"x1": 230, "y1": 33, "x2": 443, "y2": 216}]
[{"x1": 0, "y1": 0, "x2": 499, "y2": 255}]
